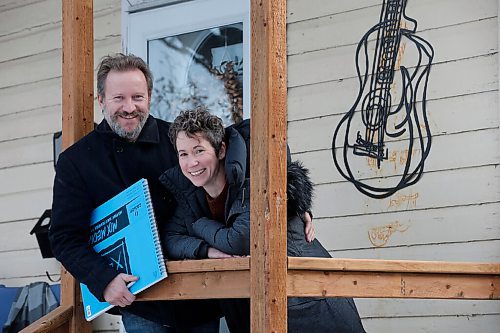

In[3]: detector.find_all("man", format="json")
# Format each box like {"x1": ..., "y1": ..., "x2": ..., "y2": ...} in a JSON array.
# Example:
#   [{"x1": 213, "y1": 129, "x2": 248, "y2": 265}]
[{"x1": 49, "y1": 53, "x2": 221, "y2": 332}]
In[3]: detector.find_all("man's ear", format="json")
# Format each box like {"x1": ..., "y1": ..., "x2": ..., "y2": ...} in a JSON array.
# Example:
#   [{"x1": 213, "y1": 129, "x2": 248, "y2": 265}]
[
  {"x1": 97, "y1": 94, "x2": 104, "y2": 111},
  {"x1": 218, "y1": 142, "x2": 226, "y2": 160}
]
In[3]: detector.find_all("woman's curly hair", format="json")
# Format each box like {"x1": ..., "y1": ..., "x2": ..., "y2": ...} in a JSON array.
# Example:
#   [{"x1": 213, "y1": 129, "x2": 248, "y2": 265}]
[{"x1": 169, "y1": 108, "x2": 226, "y2": 155}]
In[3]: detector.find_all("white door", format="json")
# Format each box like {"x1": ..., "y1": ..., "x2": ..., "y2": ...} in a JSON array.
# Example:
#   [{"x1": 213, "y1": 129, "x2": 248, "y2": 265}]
[{"x1": 125, "y1": 0, "x2": 250, "y2": 126}]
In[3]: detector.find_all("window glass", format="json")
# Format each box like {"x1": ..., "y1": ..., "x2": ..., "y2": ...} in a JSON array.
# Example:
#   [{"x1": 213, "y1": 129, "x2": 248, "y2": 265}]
[{"x1": 148, "y1": 23, "x2": 244, "y2": 126}]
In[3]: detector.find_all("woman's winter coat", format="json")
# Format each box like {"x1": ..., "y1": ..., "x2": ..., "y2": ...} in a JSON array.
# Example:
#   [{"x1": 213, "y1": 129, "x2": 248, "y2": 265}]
[{"x1": 159, "y1": 126, "x2": 365, "y2": 333}]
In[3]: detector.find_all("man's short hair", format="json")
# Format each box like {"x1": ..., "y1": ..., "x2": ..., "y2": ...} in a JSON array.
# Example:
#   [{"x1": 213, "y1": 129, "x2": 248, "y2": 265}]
[
  {"x1": 169, "y1": 108, "x2": 225, "y2": 155},
  {"x1": 97, "y1": 53, "x2": 153, "y2": 98}
]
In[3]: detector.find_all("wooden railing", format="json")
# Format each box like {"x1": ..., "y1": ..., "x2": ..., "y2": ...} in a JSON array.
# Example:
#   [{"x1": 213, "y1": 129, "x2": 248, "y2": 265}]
[
  {"x1": 20, "y1": 305, "x2": 72, "y2": 333},
  {"x1": 20, "y1": 258, "x2": 500, "y2": 332}
]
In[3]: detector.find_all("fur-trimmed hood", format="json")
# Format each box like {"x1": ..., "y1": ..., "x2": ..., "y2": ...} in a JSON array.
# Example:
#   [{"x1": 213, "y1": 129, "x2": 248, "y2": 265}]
[{"x1": 287, "y1": 160, "x2": 314, "y2": 217}]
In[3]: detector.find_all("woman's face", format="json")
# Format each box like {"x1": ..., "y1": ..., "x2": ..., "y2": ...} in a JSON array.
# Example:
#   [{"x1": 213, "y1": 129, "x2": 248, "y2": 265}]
[{"x1": 176, "y1": 131, "x2": 226, "y2": 191}]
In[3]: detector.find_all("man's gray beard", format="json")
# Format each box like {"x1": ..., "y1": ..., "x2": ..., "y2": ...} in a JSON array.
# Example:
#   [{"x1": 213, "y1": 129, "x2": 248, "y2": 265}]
[{"x1": 103, "y1": 110, "x2": 147, "y2": 142}]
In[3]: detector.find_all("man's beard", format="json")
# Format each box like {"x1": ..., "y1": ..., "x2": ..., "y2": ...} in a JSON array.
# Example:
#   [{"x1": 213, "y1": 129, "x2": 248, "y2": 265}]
[{"x1": 103, "y1": 109, "x2": 148, "y2": 142}]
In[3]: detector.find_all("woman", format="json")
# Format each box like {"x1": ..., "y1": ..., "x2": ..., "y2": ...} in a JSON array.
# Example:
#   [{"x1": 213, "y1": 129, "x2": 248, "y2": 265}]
[{"x1": 160, "y1": 109, "x2": 365, "y2": 332}]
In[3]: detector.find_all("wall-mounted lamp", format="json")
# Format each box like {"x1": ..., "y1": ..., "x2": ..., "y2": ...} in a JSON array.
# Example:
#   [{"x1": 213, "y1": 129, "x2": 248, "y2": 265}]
[
  {"x1": 30, "y1": 131, "x2": 62, "y2": 259},
  {"x1": 29, "y1": 209, "x2": 53, "y2": 258}
]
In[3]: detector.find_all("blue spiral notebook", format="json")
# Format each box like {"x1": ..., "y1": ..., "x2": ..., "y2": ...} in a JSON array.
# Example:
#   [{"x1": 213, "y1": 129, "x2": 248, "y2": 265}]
[{"x1": 80, "y1": 178, "x2": 167, "y2": 321}]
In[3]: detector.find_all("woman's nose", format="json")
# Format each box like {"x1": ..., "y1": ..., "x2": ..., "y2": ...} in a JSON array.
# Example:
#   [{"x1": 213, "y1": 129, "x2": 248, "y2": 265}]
[{"x1": 188, "y1": 157, "x2": 199, "y2": 167}]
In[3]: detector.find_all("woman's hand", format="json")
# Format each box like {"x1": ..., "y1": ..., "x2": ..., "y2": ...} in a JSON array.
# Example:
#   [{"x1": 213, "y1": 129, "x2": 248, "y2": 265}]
[
  {"x1": 303, "y1": 211, "x2": 315, "y2": 243},
  {"x1": 207, "y1": 247, "x2": 233, "y2": 258}
]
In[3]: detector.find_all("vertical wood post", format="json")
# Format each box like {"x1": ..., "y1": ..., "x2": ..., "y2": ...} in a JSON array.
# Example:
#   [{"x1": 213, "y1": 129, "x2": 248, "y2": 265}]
[
  {"x1": 61, "y1": 0, "x2": 94, "y2": 331},
  {"x1": 250, "y1": 0, "x2": 288, "y2": 332},
  {"x1": 62, "y1": 0, "x2": 95, "y2": 150}
]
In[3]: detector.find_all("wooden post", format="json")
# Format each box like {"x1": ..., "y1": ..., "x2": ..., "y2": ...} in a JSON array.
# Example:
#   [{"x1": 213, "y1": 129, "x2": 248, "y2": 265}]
[
  {"x1": 62, "y1": 0, "x2": 95, "y2": 150},
  {"x1": 61, "y1": 0, "x2": 94, "y2": 331},
  {"x1": 250, "y1": 0, "x2": 288, "y2": 332}
]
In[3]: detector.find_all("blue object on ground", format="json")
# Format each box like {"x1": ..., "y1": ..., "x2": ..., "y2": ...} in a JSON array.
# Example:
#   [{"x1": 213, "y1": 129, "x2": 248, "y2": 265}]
[{"x1": 0, "y1": 283, "x2": 61, "y2": 330}]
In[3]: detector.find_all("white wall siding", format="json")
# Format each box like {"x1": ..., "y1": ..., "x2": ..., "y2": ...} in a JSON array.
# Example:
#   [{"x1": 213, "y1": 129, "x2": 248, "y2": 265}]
[
  {"x1": 287, "y1": 0, "x2": 500, "y2": 331},
  {"x1": 0, "y1": 0, "x2": 121, "y2": 331}
]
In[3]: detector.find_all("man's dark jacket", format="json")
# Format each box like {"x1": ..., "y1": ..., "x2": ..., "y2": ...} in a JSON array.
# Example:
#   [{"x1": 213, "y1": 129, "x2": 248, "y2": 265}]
[{"x1": 49, "y1": 116, "x2": 220, "y2": 325}]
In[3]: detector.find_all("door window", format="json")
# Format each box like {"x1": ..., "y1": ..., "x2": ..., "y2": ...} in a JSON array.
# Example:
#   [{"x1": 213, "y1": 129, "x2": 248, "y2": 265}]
[{"x1": 125, "y1": 0, "x2": 249, "y2": 125}]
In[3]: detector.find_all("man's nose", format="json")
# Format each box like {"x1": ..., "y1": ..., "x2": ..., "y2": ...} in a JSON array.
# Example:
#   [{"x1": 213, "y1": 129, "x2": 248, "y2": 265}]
[{"x1": 122, "y1": 98, "x2": 135, "y2": 112}]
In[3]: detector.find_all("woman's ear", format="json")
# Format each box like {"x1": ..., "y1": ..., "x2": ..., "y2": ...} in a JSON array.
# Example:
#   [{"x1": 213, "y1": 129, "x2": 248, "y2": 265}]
[{"x1": 218, "y1": 142, "x2": 227, "y2": 160}]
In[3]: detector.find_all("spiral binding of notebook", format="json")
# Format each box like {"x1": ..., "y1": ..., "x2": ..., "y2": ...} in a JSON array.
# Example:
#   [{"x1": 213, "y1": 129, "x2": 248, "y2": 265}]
[{"x1": 142, "y1": 179, "x2": 167, "y2": 277}]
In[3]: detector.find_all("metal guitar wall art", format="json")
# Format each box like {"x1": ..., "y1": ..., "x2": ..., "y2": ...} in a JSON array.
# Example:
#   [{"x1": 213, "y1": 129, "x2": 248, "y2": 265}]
[{"x1": 332, "y1": 0, "x2": 434, "y2": 199}]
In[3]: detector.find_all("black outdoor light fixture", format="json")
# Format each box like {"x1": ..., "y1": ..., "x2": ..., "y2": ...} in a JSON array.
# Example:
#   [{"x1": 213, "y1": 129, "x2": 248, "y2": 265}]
[
  {"x1": 30, "y1": 209, "x2": 53, "y2": 259},
  {"x1": 30, "y1": 131, "x2": 62, "y2": 259}
]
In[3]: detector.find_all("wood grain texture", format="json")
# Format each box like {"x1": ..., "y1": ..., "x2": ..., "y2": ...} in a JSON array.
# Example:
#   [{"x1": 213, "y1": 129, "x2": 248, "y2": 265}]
[
  {"x1": 60, "y1": 1, "x2": 94, "y2": 332},
  {"x1": 138, "y1": 270, "x2": 250, "y2": 300},
  {"x1": 124, "y1": 258, "x2": 500, "y2": 301},
  {"x1": 60, "y1": 268, "x2": 90, "y2": 332},
  {"x1": 288, "y1": 257, "x2": 500, "y2": 274},
  {"x1": 287, "y1": 270, "x2": 500, "y2": 300},
  {"x1": 61, "y1": 0, "x2": 94, "y2": 150},
  {"x1": 19, "y1": 305, "x2": 73, "y2": 333},
  {"x1": 250, "y1": 0, "x2": 288, "y2": 331},
  {"x1": 166, "y1": 257, "x2": 249, "y2": 273}
]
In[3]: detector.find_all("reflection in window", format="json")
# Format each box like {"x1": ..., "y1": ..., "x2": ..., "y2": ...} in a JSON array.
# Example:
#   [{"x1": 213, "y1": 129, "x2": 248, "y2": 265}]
[{"x1": 148, "y1": 23, "x2": 243, "y2": 126}]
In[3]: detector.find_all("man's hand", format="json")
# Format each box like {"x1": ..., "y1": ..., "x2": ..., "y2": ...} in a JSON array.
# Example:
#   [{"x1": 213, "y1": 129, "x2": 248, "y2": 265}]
[
  {"x1": 303, "y1": 211, "x2": 315, "y2": 243},
  {"x1": 103, "y1": 273, "x2": 138, "y2": 307},
  {"x1": 207, "y1": 247, "x2": 233, "y2": 259}
]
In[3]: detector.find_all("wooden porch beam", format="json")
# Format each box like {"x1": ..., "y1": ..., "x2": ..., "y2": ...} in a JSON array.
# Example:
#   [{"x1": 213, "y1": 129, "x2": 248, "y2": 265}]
[
  {"x1": 250, "y1": 0, "x2": 289, "y2": 332},
  {"x1": 19, "y1": 305, "x2": 73, "y2": 333},
  {"x1": 287, "y1": 257, "x2": 500, "y2": 300},
  {"x1": 287, "y1": 257, "x2": 500, "y2": 274},
  {"x1": 134, "y1": 258, "x2": 500, "y2": 300},
  {"x1": 287, "y1": 271, "x2": 499, "y2": 300},
  {"x1": 61, "y1": 0, "x2": 94, "y2": 332},
  {"x1": 139, "y1": 270, "x2": 250, "y2": 300}
]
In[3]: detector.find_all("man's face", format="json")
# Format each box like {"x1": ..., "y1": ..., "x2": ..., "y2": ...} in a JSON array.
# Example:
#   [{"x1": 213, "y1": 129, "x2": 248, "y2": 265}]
[{"x1": 98, "y1": 69, "x2": 150, "y2": 141}]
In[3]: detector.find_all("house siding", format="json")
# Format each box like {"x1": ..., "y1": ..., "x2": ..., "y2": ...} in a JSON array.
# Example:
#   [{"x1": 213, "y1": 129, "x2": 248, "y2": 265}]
[
  {"x1": 0, "y1": 0, "x2": 121, "y2": 331},
  {"x1": 287, "y1": 0, "x2": 500, "y2": 331}
]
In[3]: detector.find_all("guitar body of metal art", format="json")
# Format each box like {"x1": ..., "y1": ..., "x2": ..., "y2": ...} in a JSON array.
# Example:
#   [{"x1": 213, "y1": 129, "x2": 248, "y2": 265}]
[{"x1": 332, "y1": 0, "x2": 434, "y2": 199}]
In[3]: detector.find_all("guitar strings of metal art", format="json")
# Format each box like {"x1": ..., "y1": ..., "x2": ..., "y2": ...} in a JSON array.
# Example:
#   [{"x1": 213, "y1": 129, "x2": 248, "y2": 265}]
[{"x1": 332, "y1": 0, "x2": 434, "y2": 199}]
